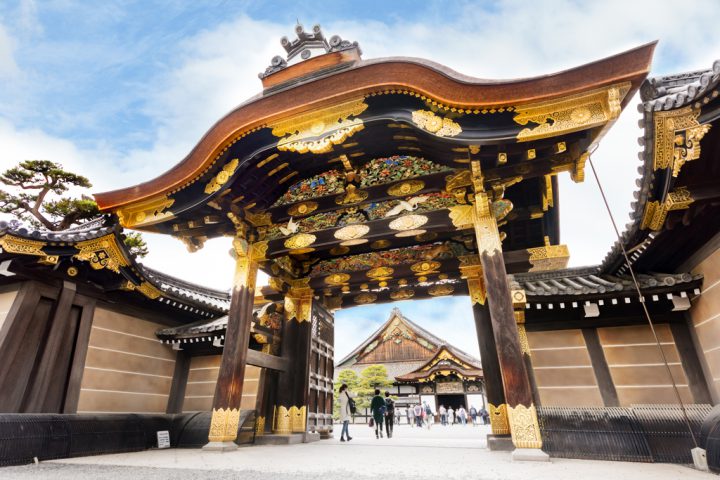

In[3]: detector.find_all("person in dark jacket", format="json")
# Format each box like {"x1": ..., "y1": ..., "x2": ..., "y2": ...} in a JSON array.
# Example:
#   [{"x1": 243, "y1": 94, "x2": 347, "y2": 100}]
[
  {"x1": 384, "y1": 391, "x2": 395, "y2": 438},
  {"x1": 370, "y1": 389, "x2": 386, "y2": 439}
]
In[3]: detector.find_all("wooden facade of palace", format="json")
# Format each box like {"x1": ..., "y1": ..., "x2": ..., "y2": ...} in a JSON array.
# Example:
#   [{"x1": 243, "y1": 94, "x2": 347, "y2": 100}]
[
  {"x1": 2, "y1": 24, "x2": 720, "y2": 464},
  {"x1": 335, "y1": 308, "x2": 485, "y2": 413}
]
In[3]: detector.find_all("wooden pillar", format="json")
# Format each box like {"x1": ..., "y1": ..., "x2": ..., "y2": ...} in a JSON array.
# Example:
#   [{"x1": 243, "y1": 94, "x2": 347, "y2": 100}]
[
  {"x1": 513, "y1": 297, "x2": 541, "y2": 406},
  {"x1": 581, "y1": 328, "x2": 620, "y2": 407},
  {"x1": 166, "y1": 350, "x2": 190, "y2": 414},
  {"x1": 204, "y1": 237, "x2": 261, "y2": 450},
  {"x1": 460, "y1": 261, "x2": 509, "y2": 436},
  {"x1": 469, "y1": 161, "x2": 543, "y2": 452},
  {"x1": 273, "y1": 279, "x2": 313, "y2": 435}
]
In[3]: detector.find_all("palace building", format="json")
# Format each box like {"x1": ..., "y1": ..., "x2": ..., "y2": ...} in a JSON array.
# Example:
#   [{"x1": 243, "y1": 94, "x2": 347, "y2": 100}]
[
  {"x1": 0, "y1": 24, "x2": 719, "y2": 469},
  {"x1": 335, "y1": 308, "x2": 484, "y2": 412}
]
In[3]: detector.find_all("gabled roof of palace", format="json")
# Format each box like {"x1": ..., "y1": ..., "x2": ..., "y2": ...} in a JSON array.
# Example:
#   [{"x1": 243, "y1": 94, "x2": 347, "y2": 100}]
[
  {"x1": 0, "y1": 217, "x2": 229, "y2": 320},
  {"x1": 601, "y1": 58, "x2": 720, "y2": 275},
  {"x1": 395, "y1": 345, "x2": 483, "y2": 382},
  {"x1": 335, "y1": 307, "x2": 480, "y2": 369}
]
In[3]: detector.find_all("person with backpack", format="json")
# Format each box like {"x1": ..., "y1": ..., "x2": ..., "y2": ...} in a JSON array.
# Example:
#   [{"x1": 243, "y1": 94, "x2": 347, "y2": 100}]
[
  {"x1": 413, "y1": 403, "x2": 423, "y2": 428},
  {"x1": 384, "y1": 391, "x2": 395, "y2": 438},
  {"x1": 370, "y1": 389, "x2": 386, "y2": 439},
  {"x1": 338, "y1": 383, "x2": 356, "y2": 442},
  {"x1": 469, "y1": 405, "x2": 478, "y2": 426}
]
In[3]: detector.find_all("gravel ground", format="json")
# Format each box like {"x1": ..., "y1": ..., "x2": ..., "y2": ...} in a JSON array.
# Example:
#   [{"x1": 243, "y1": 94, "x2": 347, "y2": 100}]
[{"x1": 0, "y1": 425, "x2": 708, "y2": 480}]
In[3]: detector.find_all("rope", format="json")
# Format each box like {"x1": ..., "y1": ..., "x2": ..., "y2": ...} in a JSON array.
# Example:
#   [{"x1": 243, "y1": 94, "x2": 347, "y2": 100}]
[{"x1": 586, "y1": 150, "x2": 699, "y2": 448}]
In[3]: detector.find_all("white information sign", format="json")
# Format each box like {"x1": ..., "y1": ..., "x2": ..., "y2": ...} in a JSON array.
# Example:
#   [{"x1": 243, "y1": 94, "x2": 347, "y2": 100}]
[{"x1": 157, "y1": 430, "x2": 171, "y2": 449}]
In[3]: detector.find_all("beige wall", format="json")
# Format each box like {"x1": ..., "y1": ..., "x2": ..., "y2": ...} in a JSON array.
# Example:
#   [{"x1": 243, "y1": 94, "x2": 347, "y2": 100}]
[
  {"x1": 527, "y1": 329, "x2": 604, "y2": 407},
  {"x1": 597, "y1": 324, "x2": 692, "y2": 406},
  {"x1": 183, "y1": 355, "x2": 260, "y2": 412},
  {"x1": 76, "y1": 307, "x2": 176, "y2": 413},
  {"x1": 690, "y1": 247, "x2": 720, "y2": 403},
  {"x1": 0, "y1": 288, "x2": 19, "y2": 334}
]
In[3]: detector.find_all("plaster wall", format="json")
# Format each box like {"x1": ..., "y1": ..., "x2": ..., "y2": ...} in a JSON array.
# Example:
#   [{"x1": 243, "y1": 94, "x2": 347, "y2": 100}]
[
  {"x1": 597, "y1": 324, "x2": 692, "y2": 405},
  {"x1": 76, "y1": 307, "x2": 175, "y2": 413},
  {"x1": 183, "y1": 354, "x2": 260, "y2": 412},
  {"x1": 526, "y1": 329, "x2": 604, "y2": 406},
  {"x1": 689, "y1": 247, "x2": 720, "y2": 403}
]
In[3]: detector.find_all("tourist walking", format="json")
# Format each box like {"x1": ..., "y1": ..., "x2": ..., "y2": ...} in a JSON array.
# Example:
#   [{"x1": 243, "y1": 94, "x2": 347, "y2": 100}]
[
  {"x1": 469, "y1": 406, "x2": 478, "y2": 426},
  {"x1": 413, "y1": 403, "x2": 423, "y2": 428},
  {"x1": 480, "y1": 406, "x2": 489, "y2": 425},
  {"x1": 424, "y1": 403, "x2": 433, "y2": 429},
  {"x1": 370, "y1": 389, "x2": 386, "y2": 439},
  {"x1": 338, "y1": 383, "x2": 355, "y2": 442},
  {"x1": 406, "y1": 406, "x2": 412, "y2": 426},
  {"x1": 439, "y1": 405, "x2": 447, "y2": 426},
  {"x1": 384, "y1": 391, "x2": 395, "y2": 438},
  {"x1": 447, "y1": 406, "x2": 455, "y2": 425},
  {"x1": 458, "y1": 406, "x2": 467, "y2": 425},
  {"x1": 395, "y1": 406, "x2": 401, "y2": 426}
]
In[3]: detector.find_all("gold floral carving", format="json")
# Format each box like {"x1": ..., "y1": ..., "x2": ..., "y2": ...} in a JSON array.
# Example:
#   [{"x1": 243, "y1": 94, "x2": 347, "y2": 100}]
[
  {"x1": 273, "y1": 405, "x2": 292, "y2": 434},
  {"x1": 473, "y1": 193, "x2": 502, "y2": 257},
  {"x1": 74, "y1": 235, "x2": 130, "y2": 273},
  {"x1": 271, "y1": 98, "x2": 368, "y2": 154},
  {"x1": 526, "y1": 244, "x2": 570, "y2": 272},
  {"x1": 488, "y1": 403, "x2": 510, "y2": 435},
  {"x1": 325, "y1": 273, "x2": 351, "y2": 286},
  {"x1": 389, "y1": 214, "x2": 428, "y2": 231},
  {"x1": 516, "y1": 322, "x2": 531, "y2": 356},
  {"x1": 448, "y1": 204, "x2": 474, "y2": 230},
  {"x1": 205, "y1": 158, "x2": 239, "y2": 194},
  {"x1": 0, "y1": 235, "x2": 46, "y2": 256},
  {"x1": 428, "y1": 284, "x2": 454, "y2": 296},
  {"x1": 335, "y1": 184, "x2": 368, "y2": 205},
  {"x1": 411, "y1": 110, "x2": 462, "y2": 137},
  {"x1": 334, "y1": 224, "x2": 370, "y2": 241},
  {"x1": 208, "y1": 407, "x2": 241, "y2": 442},
  {"x1": 390, "y1": 289, "x2": 415, "y2": 300},
  {"x1": 367, "y1": 266, "x2": 394, "y2": 279},
  {"x1": 285, "y1": 288, "x2": 313, "y2": 323},
  {"x1": 354, "y1": 292, "x2": 377, "y2": 304},
  {"x1": 116, "y1": 194, "x2": 175, "y2": 229},
  {"x1": 640, "y1": 187, "x2": 694, "y2": 231},
  {"x1": 255, "y1": 416, "x2": 266, "y2": 436},
  {"x1": 287, "y1": 201, "x2": 318, "y2": 217},
  {"x1": 653, "y1": 106, "x2": 712, "y2": 177},
  {"x1": 507, "y1": 404, "x2": 543, "y2": 449},
  {"x1": 284, "y1": 233, "x2": 316, "y2": 250},
  {"x1": 244, "y1": 209, "x2": 272, "y2": 227},
  {"x1": 330, "y1": 246, "x2": 350, "y2": 256},
  {"x1": 513, "y1": 82, "x2": 630, "y2": 142},
  {"x1": 387, "y1": 180, "x2": 425, "y2": 197}
]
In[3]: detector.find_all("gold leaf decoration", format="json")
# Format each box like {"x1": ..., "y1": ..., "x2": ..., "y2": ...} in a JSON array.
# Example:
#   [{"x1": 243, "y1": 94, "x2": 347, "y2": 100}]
[
  {"x1": 370, "y1": 239, "x2": 392, "y2": 249},
  {"x1": 366, "y1": 266, "x2": 394, "y2": 279},
  {"x1": 287, "y1": 201, "x2": 319, "y2": 217},
  {"x1": 390, "y1": 289, "x2": 414, "y2": 300},
  {"x1": 325, "y1": 273, "x2": 350, "y2": 286},
  {"x1": 387, "y1": 180, "x2": 425, "y2": 197},
  {"x1": 284, "y1": 233, "x2": 316, "y2": 250},
  {"x1": 394, "y1": 229, "x2": 426, "y2": 238},
  {"x1": 411, "y1": 261, "x2": 441, "y2": 274},
  {"x1": 354, "y1": 292, "x2": 377, "y2": 304},
  {"x1": 330, "y1": 246, "x2": 350, "y2": 256},
  {"x1": 428, "y1": 284, "x2": 454, "y2": 296},
  {"x1": 205, "y1": 158, "x2": 239, "y2": 194},
  {"x1": 335, "y1": 184, "x2": 368, "y2": 205},
  {"x1": 448, "y1": 205, "x2": 473, "y2": 230},
  {"x1": 411, "y1": 110, "x2": 462, "y2": 137}
]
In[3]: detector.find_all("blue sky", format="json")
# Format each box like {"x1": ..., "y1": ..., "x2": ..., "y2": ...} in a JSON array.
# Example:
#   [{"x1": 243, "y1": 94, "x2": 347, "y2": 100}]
[{"x1": 1, "y1": 1, "x2": 719, "y2": 359}]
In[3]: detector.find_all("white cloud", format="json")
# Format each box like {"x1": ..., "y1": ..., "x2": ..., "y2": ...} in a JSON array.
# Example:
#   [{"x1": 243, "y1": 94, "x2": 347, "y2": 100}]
[{"x1": 3, "y1": 3, "x2": 720, "y2": 351}]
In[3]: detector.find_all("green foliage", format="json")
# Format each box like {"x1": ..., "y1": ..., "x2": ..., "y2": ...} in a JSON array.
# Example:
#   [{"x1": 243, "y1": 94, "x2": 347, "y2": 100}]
[
  {"x1": 0, "y1": 160, "x2": 148, "y2": 258},
  {"x1": 356, "y1": 364, "x2": 394, "y2": 410}
]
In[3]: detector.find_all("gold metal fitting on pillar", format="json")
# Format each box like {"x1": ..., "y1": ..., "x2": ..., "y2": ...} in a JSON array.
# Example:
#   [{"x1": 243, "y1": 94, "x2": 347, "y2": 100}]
[
  {"x1": 511, "y1": 289, "x2": 531, "y2": 356},
  {"x1": 488, "y1": 403, "x2": 510, "y2": 435},
  {"x1": 507, "y1": 404, "x2": 543, "y2": 449},
  {"x1": 208, "y1": 407, "x2": 241, "y2": 442},
  {"x1": 285, "y1": 278, "x2": 313, "y2": 322},
  {"x1": 470, "y1": 161, "x2": 502, "y2": 256},
  {"x1": 231, "y1": 236, "x2": 266, "y2": 291},
  {"x1": 459, "y1": 255, "x2": 486, "y2": 305}
]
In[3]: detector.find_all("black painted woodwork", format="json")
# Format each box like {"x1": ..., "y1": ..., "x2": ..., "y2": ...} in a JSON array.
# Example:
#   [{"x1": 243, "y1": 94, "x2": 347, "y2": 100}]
[
  {"x1": 471, "y1": 302, "x2": 506, "y2": 410},
  {"x1": 167, "y1": 351, "x2": 191, "y2": 414},
  {"x1": 670, "y1": 321, "x2": 713, "y2": 404},
  {"x1": 582, "y1": 328, "x2": 620, "y2": 407}
]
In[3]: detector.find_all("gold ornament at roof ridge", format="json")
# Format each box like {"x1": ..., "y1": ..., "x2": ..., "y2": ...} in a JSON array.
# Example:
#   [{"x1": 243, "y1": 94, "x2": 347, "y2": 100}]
[
  {"x1": 74, "y1": 235, "x2": 130, "y2": 273},
  {"x1": 270, "y1": 98, "x2": 368, "y2": 154},
  {"x1": 513, "y1": 82, "x2": 630, "y2": 142}
]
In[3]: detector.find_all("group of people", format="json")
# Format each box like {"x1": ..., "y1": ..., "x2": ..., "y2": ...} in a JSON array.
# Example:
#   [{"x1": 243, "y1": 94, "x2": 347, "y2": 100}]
[{"x1": 338, "y1": 383, "x2": 492, "y2": 442}]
